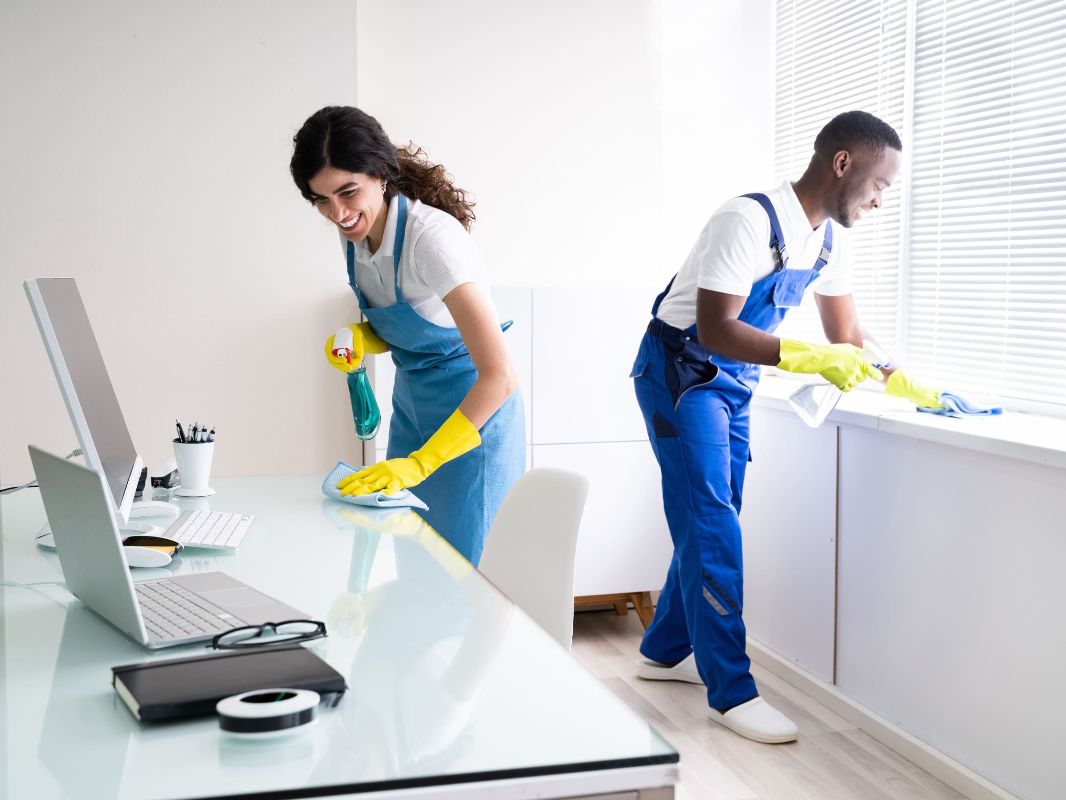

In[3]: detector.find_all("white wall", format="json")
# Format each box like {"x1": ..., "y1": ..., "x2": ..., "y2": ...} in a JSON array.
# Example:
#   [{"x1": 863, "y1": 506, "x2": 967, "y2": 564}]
[
  {"x1": 355, "y1": 0, "x2": 773, "y2": 289},
  {"x1": 660, "y1": 0, "x2": 774, "y2": 269},
  {"x1": 1, "y1": 0, "x2": 772, "y2": 485},
  {"x1": 355, "y1": 0, "x2": 664, "y2": 291},
  {"x1": 0, "y1": 0, "x2": 361, "y2": 483}
]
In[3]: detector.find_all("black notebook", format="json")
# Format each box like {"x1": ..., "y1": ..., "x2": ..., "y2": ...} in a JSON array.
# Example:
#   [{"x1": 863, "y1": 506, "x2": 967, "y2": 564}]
[{"x1": 111, "y1": 644, "x2": 347, "y2": 722}]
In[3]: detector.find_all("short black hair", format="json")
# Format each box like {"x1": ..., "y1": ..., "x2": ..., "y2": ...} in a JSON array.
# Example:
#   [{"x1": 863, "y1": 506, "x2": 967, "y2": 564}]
[{"x1": 814, "y1": 110, "x2": 902, "y2": 157}]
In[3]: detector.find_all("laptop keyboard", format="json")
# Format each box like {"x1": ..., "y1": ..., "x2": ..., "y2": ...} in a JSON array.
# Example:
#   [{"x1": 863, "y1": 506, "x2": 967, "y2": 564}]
[
  {"x1": 165, "y1": 510, "x2": 254, "y2": 550},
  {"x1": 136, "y1": 579, "x2": 244, "y2": 641}
]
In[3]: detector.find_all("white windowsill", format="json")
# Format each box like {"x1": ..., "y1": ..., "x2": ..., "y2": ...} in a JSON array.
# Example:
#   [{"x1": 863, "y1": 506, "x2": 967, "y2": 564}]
[{"x1": 753, "y1": 374, "x2": 1066, "y2": 471}]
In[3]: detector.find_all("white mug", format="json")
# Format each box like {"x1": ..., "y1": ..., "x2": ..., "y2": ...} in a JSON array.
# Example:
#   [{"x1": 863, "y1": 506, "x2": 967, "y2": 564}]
[{"x1": 173, "y1": 441, "x2": 215, "y2": 497}]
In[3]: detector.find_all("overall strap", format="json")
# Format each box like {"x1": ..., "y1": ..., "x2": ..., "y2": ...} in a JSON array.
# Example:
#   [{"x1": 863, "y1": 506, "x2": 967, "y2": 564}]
[
  {"x1": 651, "y1": 274, "x2": 677, "y2": 317},
  {"x1": 811, "y1": 220, "x2": 833, "y2": 273},
  {"x1": 392, "y1": 195, "x2": 409, "y2": 305},
  {"x1": 346, "y1": 241, "x2": 367, "y2": 310},
  {"x1": 741, "y1": 193, "x2": 788, "y2": 269},
  {"x1": 345, "y1": 195, "x2": 410, "y2": 308}
]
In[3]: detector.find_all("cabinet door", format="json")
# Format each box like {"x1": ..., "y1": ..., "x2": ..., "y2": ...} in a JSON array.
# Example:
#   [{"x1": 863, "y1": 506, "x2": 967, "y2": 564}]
[
  {"x1": 493, "y1": 286, "x2": 533, "y2": 444},
  {"x1": 533, "y1": 442, "x2": 672, "y2": 597},
  {"x1": 740, "y1": 407, "x2": 837, "y2": 683},
  {"x1": 530, "y1": 287, "x2": 653, "y2": 445},
  {"x1": 836, "y1": 427, "x2": 1066, "y2": 800}
]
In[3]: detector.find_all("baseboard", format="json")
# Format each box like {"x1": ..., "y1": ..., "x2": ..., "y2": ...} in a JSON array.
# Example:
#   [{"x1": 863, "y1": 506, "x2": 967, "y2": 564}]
[{"x1": 747, "y1": 639, "x2": 1021, "y2": 800}]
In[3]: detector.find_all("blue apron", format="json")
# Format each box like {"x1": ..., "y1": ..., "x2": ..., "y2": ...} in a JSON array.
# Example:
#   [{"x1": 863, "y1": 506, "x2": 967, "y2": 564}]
[
  {"x1": 630, "y1": 193, "x2": 832, "y2": 710},
  {"x1": 345, "y1": 195, "x2": 525, "y2": 565}
]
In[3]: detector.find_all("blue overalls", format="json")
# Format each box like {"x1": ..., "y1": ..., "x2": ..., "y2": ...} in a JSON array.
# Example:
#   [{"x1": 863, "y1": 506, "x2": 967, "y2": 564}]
[
  {"x1": 345, "y1": 195, "x2": 526, "y2": 566},
  {"x1": 631, "y1": 193, "x2": 833, "y2": 710}
]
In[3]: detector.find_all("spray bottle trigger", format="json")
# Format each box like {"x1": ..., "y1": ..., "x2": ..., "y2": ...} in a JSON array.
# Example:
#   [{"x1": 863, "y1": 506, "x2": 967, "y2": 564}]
[{"x1": 861, "y1": 339, "x2": 893, "y2": 375}]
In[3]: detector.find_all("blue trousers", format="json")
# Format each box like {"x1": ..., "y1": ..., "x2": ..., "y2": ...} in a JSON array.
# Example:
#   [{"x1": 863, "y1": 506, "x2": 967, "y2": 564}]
[{"x1": 632, "y1": 326, "x2": 758, "y2": 710}]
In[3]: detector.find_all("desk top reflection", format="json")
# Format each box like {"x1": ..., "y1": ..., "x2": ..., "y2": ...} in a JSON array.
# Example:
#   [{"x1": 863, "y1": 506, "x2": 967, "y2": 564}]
[{"x1": 1, "y1": 474, "x2": 677, "y2": 800}]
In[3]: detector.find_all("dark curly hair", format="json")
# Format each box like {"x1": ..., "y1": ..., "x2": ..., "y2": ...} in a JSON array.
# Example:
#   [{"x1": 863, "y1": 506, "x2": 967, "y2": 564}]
[
  {"x1": 814, "y1": 110, "x2": 902, "y2": 158},
  {"x1": 290, "y1": 106, "x2": 476, "y2": 230}
]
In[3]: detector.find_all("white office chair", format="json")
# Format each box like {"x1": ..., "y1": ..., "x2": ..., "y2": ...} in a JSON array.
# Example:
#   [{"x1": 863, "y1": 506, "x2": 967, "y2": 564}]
[{"x1": 478, "y1": 467, "x2": 590, "y2": 651}]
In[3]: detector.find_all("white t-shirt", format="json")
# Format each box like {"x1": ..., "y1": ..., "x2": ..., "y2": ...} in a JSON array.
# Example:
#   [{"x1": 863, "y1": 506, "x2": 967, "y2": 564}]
[
  {"x1": 654, "y1": 180, "x2": 853, "y2": 330},
  {"x1": 345, "y1": 194, "x2": 499, "y2": 327}
]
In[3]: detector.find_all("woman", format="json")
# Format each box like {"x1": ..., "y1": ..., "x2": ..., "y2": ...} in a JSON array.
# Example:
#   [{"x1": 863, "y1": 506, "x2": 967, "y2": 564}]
[{"x1": 290, "y1": 106, "x2": 524, "y2": 566}]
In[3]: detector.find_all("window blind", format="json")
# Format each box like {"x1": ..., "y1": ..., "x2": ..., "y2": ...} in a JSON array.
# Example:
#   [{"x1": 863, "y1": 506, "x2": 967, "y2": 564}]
[
  {"x1": 908, "y1": 0, "x2": 1066, "y2": 409},
  {"x1": 773, "y1": 0, "x2": 909, "y2": 352}
]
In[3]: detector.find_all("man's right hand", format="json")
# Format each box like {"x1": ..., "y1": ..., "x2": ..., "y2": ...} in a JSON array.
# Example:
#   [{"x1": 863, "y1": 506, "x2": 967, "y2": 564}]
[
  {"x1": 777, "y1": 339, "x2": 882, "y2": 392},
  {"x1": 324, "y1": 322, "x2": 389, "y2": 373}
]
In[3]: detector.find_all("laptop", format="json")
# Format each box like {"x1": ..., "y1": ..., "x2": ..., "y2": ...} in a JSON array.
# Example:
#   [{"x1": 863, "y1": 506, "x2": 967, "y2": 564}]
[{"x1": 29, "y1": 445, "x2": 307, "y2": 649}]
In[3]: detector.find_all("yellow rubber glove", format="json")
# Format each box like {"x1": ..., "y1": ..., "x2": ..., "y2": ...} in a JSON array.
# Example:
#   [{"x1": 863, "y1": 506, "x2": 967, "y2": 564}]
[
  {"x1": 777, "y1": 339, "x2": 883, "y2": 392},
  {"x1": 885, "y1": 370, "x2": 945, "y2": 409},
  {"x1": 324, "y1": 323, "x2": 389, "y2": 373},
  {"x1": 338, "y1": 409, "x2": 481, "y2": 496}
]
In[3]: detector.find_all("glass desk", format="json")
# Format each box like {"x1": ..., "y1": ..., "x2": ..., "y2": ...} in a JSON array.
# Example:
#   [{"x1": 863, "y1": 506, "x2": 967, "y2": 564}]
[{"x1": 0, "y1": 475, "x2": 677, "y2": 799}]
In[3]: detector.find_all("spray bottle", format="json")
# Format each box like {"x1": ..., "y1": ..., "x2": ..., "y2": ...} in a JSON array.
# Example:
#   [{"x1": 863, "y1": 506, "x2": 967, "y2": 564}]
[
  {"x1": 788, "y1": 340, "x2": 892, "y2": 428},
  {"x1": 332, "y1": 327, "x2": 382, "y2": 441}
]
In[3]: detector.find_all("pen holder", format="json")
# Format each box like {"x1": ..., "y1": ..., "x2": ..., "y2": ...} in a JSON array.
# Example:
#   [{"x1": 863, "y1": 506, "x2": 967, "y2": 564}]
[{"x1": 173, "y1": 441, "x2": 215, "y2": 497}]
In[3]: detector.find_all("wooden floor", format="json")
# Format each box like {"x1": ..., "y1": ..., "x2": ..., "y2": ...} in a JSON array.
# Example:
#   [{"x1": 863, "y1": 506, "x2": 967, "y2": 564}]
[{"x1": 571, "y1": 610, "x2": 969, "y2": 800}]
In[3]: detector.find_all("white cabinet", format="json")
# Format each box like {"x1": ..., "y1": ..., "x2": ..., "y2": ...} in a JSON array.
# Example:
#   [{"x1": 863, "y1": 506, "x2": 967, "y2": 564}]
[
  {"x1": 741, "y1": 388, "x2": 1066, "y2": 800},
  {"x1": 530, "y1": 287, "x2": 652, "y2": 445},
  {"x1": 741, "y1": 407, "x2": 837, "y2": 683},
  {"x1": 493, "y1": 285, "x2": 534, "y2": 445},
  {"x1": 836, "y1": 427, "x2": 1065, "y2": 800},
  {"x1": 533, "y1": 442, "x2": 672, "y2": 596},
  {"x1": 368, "y1": 285, "x2": 671, "y2": 596}
]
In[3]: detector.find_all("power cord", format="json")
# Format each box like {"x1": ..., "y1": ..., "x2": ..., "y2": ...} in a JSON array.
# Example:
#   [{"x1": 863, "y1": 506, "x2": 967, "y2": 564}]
[
  {"x1": 0, "y1": 478, "x2": 38, "y2": 495},
  {"x1": 0, "y1": 448, "x2": 82, "y2": 494}
]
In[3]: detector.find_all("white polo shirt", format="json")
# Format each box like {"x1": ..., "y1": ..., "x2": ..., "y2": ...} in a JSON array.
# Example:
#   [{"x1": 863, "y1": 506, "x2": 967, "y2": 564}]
[
  {"x1": 345, "y1": 194, "x2": 499, "y2": 327},
  {"x1": 654, "y1": 180, "x2": 853, "y2": 330}
]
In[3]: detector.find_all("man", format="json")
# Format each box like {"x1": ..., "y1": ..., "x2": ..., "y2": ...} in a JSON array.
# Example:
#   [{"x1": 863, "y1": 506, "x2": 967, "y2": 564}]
[{"x1": 630, "y1": 110, "x2": 943, "y2": 744}]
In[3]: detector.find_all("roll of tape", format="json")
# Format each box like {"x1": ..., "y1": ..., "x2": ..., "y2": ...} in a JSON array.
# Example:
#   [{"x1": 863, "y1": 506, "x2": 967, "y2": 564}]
[{"x1": 216, "y1": 688, "x2": 320, "y2": 737}]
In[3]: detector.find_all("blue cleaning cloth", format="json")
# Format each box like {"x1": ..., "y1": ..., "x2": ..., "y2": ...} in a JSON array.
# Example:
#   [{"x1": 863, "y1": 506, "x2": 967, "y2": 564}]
[
  {"x1": 321, "y1": 460, "x2": 429, "y2": 510},
  {"x1": 917, "y1": 391, "x2": 1004, "y2": 418}
]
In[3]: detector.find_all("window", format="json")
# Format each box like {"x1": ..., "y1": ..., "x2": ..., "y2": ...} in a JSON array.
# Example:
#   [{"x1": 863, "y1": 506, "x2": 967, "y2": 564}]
[
  {"x1": 774, "y1": 0, "x2": 908, "y2": 354},
  {"x1": 776, "y1": 0, "x2": 1066, "y2": 412}
]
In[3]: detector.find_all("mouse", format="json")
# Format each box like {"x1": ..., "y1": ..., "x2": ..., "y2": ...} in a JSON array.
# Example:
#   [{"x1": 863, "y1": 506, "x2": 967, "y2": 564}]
[{"x1": 122, "y1": 545, "x2": 173, "y2": 569}]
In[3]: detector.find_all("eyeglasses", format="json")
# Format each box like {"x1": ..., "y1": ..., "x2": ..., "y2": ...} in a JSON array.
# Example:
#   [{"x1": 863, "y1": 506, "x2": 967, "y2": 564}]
[{"x1": 210, "y1": 619, "x2": 327, "y2": 650}]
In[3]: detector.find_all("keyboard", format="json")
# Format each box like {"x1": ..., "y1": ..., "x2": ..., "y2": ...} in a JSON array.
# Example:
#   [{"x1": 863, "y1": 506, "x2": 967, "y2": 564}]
[
  {"x1": 136, "y1": 579, "x2": 245, "y2": 641},
  {"x1": 164, "y1": 510, "x2": 254, "y2": 550}
]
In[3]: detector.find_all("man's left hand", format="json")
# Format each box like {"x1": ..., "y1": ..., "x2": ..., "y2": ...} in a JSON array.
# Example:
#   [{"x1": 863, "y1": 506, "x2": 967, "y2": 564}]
[{"x1": 885, "y1": 370, "x2": 945, "y2": 409}]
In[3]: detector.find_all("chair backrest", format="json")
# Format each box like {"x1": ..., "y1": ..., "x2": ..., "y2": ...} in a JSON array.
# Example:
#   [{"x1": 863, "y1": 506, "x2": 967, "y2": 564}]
[{"x1": 478, "y1": 467, "x2": 590, "y2": 650}]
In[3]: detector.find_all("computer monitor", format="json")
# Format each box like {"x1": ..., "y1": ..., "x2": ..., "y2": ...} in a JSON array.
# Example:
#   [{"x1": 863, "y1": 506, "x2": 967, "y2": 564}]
[{"x1": 24, "y1": 277, "x2": 157, "y2": 528}]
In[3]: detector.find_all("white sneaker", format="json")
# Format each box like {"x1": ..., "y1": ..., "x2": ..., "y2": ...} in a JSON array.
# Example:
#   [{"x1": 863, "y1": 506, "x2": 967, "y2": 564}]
[
  {"x1": 708, "y1": 696, "x2": 798, "y2": 744},
  {"x1": 635, "y1": 653, "x2": 703, "y2": 684}
]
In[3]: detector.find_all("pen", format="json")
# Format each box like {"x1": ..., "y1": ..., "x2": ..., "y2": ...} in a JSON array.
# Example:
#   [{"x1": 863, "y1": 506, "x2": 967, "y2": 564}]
[
  {"x1": 175, "y1": 419, "x2": 186, "y2": 443},
  {"x1": 207, "y1": 427, "x2": 215, "y2": 443}
]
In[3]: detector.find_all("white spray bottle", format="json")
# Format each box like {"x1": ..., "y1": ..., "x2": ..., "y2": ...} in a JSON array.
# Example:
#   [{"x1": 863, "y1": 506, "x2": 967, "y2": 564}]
[{"x1": 788, "y1": 340, "x2": 891, "y2": 428}]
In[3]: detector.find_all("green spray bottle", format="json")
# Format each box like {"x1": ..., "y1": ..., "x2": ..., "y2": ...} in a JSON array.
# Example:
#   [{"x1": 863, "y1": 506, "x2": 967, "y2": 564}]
[{"x1": 332, "y1": 327, "x2": 381, "y2": 440}]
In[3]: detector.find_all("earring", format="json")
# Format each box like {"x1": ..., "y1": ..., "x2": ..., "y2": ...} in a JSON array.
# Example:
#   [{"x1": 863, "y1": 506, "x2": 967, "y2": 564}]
[{"x1": 381, "y1": 181, "x2": 387, "y2": 194}]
